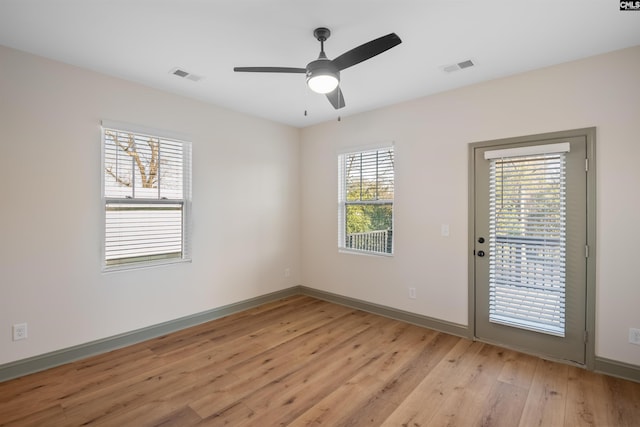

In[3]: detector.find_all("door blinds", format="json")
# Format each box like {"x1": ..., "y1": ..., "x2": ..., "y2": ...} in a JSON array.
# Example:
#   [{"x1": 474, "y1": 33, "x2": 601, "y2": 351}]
[{"x1": 486, "y1": 144, "x2": 569, "y2": 336}]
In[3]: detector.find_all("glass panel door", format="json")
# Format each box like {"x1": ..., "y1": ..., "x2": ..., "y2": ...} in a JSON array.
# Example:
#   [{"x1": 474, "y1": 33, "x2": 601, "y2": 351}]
[{"x1": 473, "y1": 136, "x2": 587, "y2": 364}]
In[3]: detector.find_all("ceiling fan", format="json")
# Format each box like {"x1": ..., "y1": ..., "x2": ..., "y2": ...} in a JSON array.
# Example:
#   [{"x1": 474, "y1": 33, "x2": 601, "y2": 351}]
[{"x1": 233, "y1": 28, "x2": 402, "y2": 110}]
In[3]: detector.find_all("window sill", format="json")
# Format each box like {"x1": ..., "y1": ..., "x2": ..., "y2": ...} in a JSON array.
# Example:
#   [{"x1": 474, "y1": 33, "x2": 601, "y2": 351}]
[
  {"x1": 102, "y1": 257, "x2": 192, "y2": 273},
  {"x1": 338, "y1": 248, "x2": 394, "y2": 257}
]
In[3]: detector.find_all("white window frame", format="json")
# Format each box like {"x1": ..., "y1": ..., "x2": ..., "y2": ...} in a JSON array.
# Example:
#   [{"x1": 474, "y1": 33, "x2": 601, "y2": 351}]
[
  {"x1": 338, "y1": 144, "x2": 395, "y2": 256},
  {"x1": 101, "y1": 120, "x2": 192, "y2": 271}
]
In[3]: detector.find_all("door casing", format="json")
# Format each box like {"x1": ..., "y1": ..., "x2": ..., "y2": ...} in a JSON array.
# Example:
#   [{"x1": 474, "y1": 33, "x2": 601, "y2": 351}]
[{"x1": 468, "y1": 127, "x2": 596, "y2": 368}]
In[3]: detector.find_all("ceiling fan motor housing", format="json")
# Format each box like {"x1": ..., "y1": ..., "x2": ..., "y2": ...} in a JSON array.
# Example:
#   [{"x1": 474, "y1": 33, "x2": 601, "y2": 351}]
[{"x1": 306, "y1": 59, "x2": 340, "y2": 81}]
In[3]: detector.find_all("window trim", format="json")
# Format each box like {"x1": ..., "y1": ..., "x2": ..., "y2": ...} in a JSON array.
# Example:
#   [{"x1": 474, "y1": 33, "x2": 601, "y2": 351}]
[
  {"x1": 101, "y1": 121, "x2": 192, "y2": 272},
  {"x1": 338, "y1": 144, "x2": 395, "y2": 256}
]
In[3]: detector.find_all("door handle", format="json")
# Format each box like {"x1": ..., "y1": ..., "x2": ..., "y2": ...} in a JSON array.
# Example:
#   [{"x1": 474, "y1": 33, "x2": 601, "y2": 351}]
[{"x1": 477, "y1": 250, "x2": 485, "y2": 257}]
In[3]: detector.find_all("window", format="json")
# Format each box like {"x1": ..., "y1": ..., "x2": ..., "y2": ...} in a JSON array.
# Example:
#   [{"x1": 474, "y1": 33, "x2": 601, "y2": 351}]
[
  {"x1": 102, "y1": 123, "x2": 192, "y2": 269},
  {"x1": 338, "y1": 146, "x2": 394, "y2": 255}
]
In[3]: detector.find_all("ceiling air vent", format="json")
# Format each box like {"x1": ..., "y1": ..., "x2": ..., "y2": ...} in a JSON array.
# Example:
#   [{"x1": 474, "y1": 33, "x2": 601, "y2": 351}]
[
  {"x1": 441, "y1": 59, "x2": 475, "y2": 73},
  {"x1": 170, "y1": 68, "x2": 203, "y2": 82}
]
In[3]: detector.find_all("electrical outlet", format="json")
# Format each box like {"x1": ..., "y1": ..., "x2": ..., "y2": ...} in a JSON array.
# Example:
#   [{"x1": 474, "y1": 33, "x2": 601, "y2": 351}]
[
  {"x1": 13, "y1": 323, "x2": 27, "y2": 341},
  {"x1": 629, "y1": 328, "x2": 640, "y2": 345},
  {"x1": 409, "y1": 287, "x2": 417, "y2": 299},
  {"x1": 441, "y1": 224, "x2": 450, "y2": 237},
  {"x1": 284, "y1": 268, "x2": 290, "y2": 277}
]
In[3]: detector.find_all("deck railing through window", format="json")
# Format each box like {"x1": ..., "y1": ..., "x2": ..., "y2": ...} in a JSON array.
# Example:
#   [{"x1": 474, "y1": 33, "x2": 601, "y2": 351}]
[{"x1": 345, "y1": 230, "x2": 392, "y2": 254}]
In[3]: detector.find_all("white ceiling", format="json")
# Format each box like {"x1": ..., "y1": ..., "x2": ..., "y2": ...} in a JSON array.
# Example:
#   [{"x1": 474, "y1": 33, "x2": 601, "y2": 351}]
[{"x1": 1, "y1": 1, "x2": 639, "y2": 128}]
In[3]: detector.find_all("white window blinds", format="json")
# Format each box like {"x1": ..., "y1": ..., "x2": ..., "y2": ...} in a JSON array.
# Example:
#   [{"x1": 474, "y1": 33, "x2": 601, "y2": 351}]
[
  {"x1": 338, "y1": 147, "x2": 394, "y2": 255},
  {"x1": 103, "y1": 127, "x2": 191, "y2": 268},
  {"x1": 488, "y1": 147, "x2": 567, "y2": 336}
]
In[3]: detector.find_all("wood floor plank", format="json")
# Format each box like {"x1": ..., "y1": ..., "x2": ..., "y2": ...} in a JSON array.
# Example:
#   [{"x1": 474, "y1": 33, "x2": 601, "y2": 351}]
[
  {"x1": 60, "y1": 345, "x2": 237, "y2": 424},
  {"x1": 64, "y1": 300, "x2": 349, "y2": 422},
  {"x1": 237, "y1": 300, "x2": 357, "y2": 351},
  {"x1": 0, "y1": 362, "x2": 77, "y2": 424},
  {"x1": 380, "y1": 339, "x2": 483, "y2": 426},
  {"x1": 287, "y1": 373, "x2": 387, "y2": 426},
  {"x1": 231, "y1": 342, "x2": 384, "y2": 426},
  {"x1": 0, "y1": 363, "x2": 74, "y2": 402},
  {"x1": 564, "y1": 366, "x2": 611, "y2": 427},
  {"x1": 424, "y1": 344, "x2": 511, "y2": 426},
  {"x1": 148, "y1": 406, "x2": 203, "y2": 427},
  {"x1": 95, "y1": 403, "x2": 203, "y2": 427},
  {"x1": 53, "y1": 348, "x2": 160, "y2": 406},
  {"x1": 1, "y1": 296, "x2": 640, "y2": 427},
  {"x1": 497, "y1": 349, "x2": 539, "y2": 390},
  {"x1": 147, "y1": 296, "x2": 321, "y2": 356},
  {"x1": 600, "y1": 373, "x2": 640, "y2": 427},
  {"x1": 476, "y1": 381, "x2": 529, "y2": 427},
  {"x1": 84, "y1": 368, "x2": 242, "y2": 427},
  {"x1": 331, "y1": 332, "x2": 462, "y2": 426},
  {"x1": 0, "y1": 404, "x2": 68, "y2": 427},
  {"x1": 518, "y1": 359, "x2": 568, "y2": 427},
  {"x1": 223, "y1": 309, "x2": 376, "y2": 382},
  {"x1": 252, "y1": 320, "x2": 440, "y2": 426},
  {"x1": 189, "y1": 312, "x2": 389, "y2": 420},
  {"x1": 369, "y1": 331, "x2": 459, "y2": 402},
  {"x1": 197, "y1": 401, "x2": 256, "y2": 426}
]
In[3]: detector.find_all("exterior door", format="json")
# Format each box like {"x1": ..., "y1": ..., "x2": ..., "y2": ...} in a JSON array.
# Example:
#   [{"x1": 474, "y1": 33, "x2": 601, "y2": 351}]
[{"x1": 472, "y1": 132, "x2": 589, "y2": 364}]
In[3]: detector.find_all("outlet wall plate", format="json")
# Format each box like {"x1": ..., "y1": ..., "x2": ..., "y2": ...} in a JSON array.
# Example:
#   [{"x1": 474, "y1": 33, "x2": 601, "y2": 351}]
[
  {"x1": 629, "y1": 328, "x2": 640, "y2": 345},
  {"x1": 12, "y1": 323, "x2": 28, "y2": 341}
]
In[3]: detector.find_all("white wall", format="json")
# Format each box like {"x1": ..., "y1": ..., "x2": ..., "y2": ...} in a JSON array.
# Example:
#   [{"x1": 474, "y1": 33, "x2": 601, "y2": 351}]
[
  {"x1": 0, "y1": 45, "x2": 301, "y2": 365},
  {"x1": 300, "y1": 46, "x2": 640, "y2": 367},
  {"x1": 2, "y1": 43, "x2": 639, "y2": 370}
]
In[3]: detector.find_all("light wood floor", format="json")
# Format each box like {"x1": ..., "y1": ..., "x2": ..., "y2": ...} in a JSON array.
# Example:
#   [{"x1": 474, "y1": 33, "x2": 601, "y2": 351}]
[{"x1": 1, "y1": 295, "x2": 639, "y2": 426}]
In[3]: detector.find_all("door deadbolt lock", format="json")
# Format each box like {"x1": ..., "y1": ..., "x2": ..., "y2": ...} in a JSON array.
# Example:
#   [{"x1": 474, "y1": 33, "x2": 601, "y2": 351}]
[{"x1": 478, "y1": 237, "x2": 485, "y2": 244}]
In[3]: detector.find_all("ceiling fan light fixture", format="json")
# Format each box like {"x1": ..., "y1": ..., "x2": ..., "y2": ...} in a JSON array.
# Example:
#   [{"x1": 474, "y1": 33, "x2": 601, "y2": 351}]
[
  {"x1": 306, "y1": 58, "x2": 340, "y2": 94},
  {"x1": 307, "y1": 72, "x2": 339, "y2": 94}
]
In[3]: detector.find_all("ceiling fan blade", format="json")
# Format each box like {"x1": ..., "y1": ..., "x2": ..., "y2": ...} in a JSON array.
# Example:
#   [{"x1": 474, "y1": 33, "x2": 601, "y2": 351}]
[
  {"x1": 326, "y1": 87, "x2": 346, "y2": 109},
  {"x1": 331, "y1": 33, "x2": 402, "y2": 71},
  {"x1": 233, "y1": 67, "x2": 306, "y2": 73}
]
